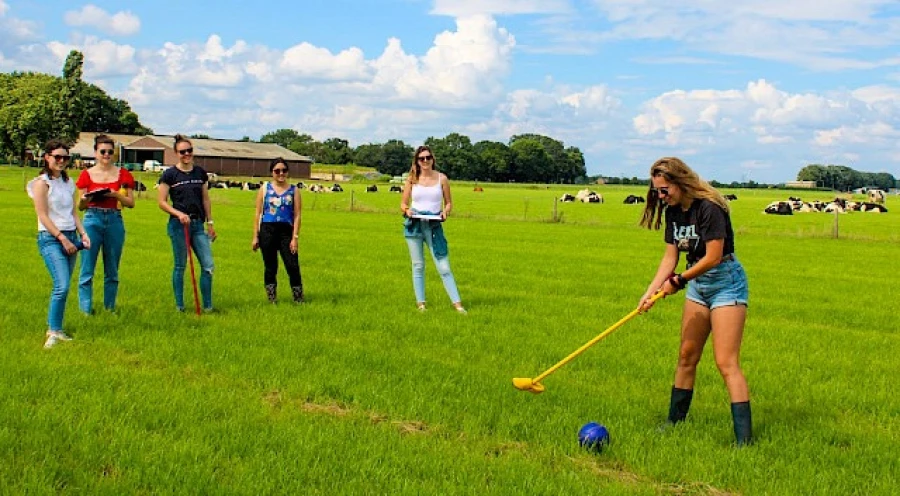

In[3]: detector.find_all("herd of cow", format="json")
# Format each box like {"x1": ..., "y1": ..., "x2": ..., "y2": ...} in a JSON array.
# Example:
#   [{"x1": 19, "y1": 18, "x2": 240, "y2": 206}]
[{"x1": 764, "y1": 194, "x2": 888, "y2": 215}]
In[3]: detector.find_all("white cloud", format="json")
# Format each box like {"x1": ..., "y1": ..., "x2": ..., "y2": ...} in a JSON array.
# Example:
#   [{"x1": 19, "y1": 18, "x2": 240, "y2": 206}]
[
  {"x1": 280, "y1": 42, "x2": 370, "y2": 81},
  {"x1": 64, "y1": 5, "x2": 141, "y2": 37},
  {"x1": 0, "y1": 0, "x2": 8, "y2": 16}
]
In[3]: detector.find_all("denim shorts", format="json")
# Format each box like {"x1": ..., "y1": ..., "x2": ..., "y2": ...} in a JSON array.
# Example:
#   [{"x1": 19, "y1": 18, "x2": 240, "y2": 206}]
[{"x1": 685, "y1": 258, "x2": 748, "y2": 309}]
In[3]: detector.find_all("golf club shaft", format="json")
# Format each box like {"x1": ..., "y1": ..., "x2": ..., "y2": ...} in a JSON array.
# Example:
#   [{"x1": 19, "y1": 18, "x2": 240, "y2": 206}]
[
  {"x1": 531, "y1": 292, "x2": 665, "y2": 384},
  {"x1": 184, "y1": 224, "x2": 202, "y2": 316}
]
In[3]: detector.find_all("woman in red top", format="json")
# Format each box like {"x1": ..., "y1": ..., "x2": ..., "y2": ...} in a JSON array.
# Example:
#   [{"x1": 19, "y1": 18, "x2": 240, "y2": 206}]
[{"x1": 75, "y1": 134, "x2": 135, "y2": 314}]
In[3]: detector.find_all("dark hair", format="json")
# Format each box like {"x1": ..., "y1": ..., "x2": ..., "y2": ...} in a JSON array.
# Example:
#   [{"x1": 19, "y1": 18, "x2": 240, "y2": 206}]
[
  {"x1": 173, "y1": 134, "x2": 192, "y2": 150},
  {"x1": 269, "y1": 157, "x2": 288, "y2": 172},
  {"x1": 41, "y1": 138, "x2": 71, "y2": 182},
  {"x1": 407, "y1": 145, "x2": 435, "y2": 184},
  {"x1": 94, "y1": 134, "x2": 115, "y2": 150}
]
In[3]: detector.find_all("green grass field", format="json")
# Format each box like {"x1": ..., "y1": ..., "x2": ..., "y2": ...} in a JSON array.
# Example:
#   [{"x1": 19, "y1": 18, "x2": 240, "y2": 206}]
[{"x1": 2, "y1": 166, "x2": 898, "y2": 494}]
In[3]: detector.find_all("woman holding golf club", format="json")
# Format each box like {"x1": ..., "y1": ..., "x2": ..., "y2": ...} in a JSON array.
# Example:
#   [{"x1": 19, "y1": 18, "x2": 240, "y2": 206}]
[
  {"x1": 251, "y1": 157, "x2": 304, "y2": 304},
  {"x1": 27, "y1": 139, "x2": 91, "y2": 348},
  {"x1": 400, "y1": 146, "x2": 466, "y2": 314},
  {"x1": 638, "y1": 157, "x2": 752, "y2": 446},
  {"x1": 158, "y1": 134, "x2": 216, "y2": 312},
  {"x1": 75, "y1": 134, "x2": 135, "y2": 314}
]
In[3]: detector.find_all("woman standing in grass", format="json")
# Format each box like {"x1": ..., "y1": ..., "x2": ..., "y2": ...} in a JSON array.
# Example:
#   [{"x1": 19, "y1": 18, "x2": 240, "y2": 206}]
[
  {"x1": 157, "y1": 134, "x2": 216, "y2": 312},
  {"x1": 638, "y1": 157, "x2": 752, "y2": 446},
  {"x1": 76, "y1": 134, "x2": 135, "y2": 314},
  {"x1": 251, "y1": 157, "x2": 304, "y2": 304},
  {"x1": 400, "y1": 145, "x2": 465, "y2": 314},
  {"x1": 27, "y1": 139, "x2": 91, "y2": 348}
]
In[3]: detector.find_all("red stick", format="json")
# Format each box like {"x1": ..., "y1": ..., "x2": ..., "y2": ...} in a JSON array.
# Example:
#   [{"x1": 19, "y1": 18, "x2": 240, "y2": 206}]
[{"x1": 183, "y1": 224, "x2": 202, "y2": 316}]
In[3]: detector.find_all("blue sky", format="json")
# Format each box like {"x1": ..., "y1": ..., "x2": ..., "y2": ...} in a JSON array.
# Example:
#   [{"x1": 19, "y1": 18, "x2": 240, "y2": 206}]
[{"x1": 2, "y1": 0, "x2": 900, "y2": 183}]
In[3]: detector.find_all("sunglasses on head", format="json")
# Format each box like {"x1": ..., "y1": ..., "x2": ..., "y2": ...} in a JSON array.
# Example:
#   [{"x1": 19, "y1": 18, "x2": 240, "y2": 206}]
[
  {"x1": 417, "y1": 155, "x2": 433, "y2": 162},
  {"x1": 178, "y1": 148, "x2": 194, "y2": 155},
  {"x1": 652, "y1": 187, "x2": 670, "y2": 196},
  {"x1": 51, "y1": 154, "x2": 70, "y2": 162},
  {"x1": 98, "y1": 149, "x2": 114, "y2": 156},
  {"x1": 272, "y1": 168, "x2": 288, "y2": 174}
]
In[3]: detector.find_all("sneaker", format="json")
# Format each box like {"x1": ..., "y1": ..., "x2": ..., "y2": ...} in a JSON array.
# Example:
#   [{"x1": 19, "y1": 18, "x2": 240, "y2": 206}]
[
  {"x1": 43, "y1": 331, "x2": 72, "y2": 349},
  {"x1": 417, "y1": 303, "x2": 427, "y2": 312},
  {"x1": 454, "y1": 305, "x2": 467, "y2": 315}
]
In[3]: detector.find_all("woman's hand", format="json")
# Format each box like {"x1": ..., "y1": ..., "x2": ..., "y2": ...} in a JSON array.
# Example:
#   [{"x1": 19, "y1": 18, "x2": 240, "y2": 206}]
[
  {"x1": 206, "y1": 224, "x2": 217, "y2": 242},
  {"x1": 60, "y1": 237, "x2": 78, "y2": 255},
  {"x1": 176, "y1": 211, "x2": 190, "y2": 225},
  {"x1": 289, "y1": 238, "x2": 298, "y2": 254},
  {"x1": 638, "y1": 290, "x2": 668, "y2": 313},
  {"x1": 251, "y1": 235, "x2": 259, "y2": 251},
  {"x1": 81, "y1": 232, "x2": 91, "y2": 250}
]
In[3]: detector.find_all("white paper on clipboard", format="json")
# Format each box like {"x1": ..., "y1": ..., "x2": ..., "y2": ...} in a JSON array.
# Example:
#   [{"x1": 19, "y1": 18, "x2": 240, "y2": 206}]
[{"x1": 410, "y1": 213, "x2": 443, "y2": 221}]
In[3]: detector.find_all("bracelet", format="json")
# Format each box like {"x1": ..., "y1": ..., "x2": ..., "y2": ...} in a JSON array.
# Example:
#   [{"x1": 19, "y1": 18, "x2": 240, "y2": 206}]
[
  {"x1": 206, "y1": 220, "x2": 214, "y2": 225},
  {"x1": 668, "y1": 273, "x2": 688, "y2": 290}
]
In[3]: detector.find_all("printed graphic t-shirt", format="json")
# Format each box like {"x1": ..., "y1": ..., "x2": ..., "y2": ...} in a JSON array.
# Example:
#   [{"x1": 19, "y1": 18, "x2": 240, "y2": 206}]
[
  {"x1": 664, "y1": 199, "x2": 734, "y2": 265},
  {"x1": 160, "y1": 166, "x2": 208, "y2": 220},
  {"x1": 76, "y1": 168, "x2": 135, "y2": 209}
]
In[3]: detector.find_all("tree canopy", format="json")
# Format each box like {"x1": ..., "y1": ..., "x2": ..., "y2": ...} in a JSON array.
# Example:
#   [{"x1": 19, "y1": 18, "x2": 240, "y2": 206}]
[{"x1": 797, "y1": 164, "x2": 896, "y2": 191}]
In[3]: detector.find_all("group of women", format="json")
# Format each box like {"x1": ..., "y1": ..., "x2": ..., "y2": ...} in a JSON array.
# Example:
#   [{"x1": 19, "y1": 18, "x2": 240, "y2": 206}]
[{"x1": 28, "y1": 137, "x2": 751, "y2": 445}]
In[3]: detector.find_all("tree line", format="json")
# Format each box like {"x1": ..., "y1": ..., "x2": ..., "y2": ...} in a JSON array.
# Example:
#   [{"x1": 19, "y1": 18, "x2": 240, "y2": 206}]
[
  {"x1": 0, "y1": 50, "x2": 152, "y2": 162},
  {"x1": 260, "y1": 128, "x2": 588, "y2": 183},
  {"x1": 797, "y1": 164, "x2": 896, "y2": 191}
]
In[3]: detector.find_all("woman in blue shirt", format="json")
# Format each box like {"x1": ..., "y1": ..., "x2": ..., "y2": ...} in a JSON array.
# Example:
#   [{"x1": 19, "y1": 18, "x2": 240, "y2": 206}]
[{"x1": 252, "y1": 157, "x2": 303, "y2": 303}]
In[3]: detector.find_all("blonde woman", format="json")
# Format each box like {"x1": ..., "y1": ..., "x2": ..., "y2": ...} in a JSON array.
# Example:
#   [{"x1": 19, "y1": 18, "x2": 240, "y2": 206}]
[{"x1": 638, "y1": 157, "x2": 752, "y2": 446}]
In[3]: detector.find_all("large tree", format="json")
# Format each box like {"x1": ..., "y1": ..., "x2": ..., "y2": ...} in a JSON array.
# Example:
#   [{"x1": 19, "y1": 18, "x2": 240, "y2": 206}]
[
  {"x1": 473, "y1": 140, "x2": 513, "y2": 182},
  {"x1": 260, "y1": 128, "x2": 304, "y2": 149},
  {"x1": 0, "y1": 72, "x2": 62, "y2": 161},
  {"x1": 380, "y1": 139, "x2": 414, "y2": 176},
  {"x1": 424, "y1": 133, "x2": 478, "y2": 180},
  {"x1": 58, "y1": 50, "x2": 84, "y2": 144}
]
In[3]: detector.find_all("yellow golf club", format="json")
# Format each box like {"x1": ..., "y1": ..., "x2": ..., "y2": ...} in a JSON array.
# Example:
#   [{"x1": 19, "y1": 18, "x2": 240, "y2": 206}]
[{"x1": 513, "y1": 292, "x2": 666, "y2": 394}]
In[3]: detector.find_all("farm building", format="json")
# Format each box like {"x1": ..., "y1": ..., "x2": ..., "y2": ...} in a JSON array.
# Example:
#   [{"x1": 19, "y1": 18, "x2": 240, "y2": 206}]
[{"x1": 71, "y1": 132, "x2": 312, "y2": 178}]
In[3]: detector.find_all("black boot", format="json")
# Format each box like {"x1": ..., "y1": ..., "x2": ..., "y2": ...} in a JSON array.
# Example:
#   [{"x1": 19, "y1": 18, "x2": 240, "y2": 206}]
[
  {"x1": 731, "y1": 401, "x2": 753, "y2": 446},
  {"x1": 291, "y1": 286, "x2": 304, "y2": 303},
  {"x1": 667, "y1": 387, "x2": 694, "y2": 424},
  {"x1": 265, "y1": 284, "x2": 277, "y2": 304}
]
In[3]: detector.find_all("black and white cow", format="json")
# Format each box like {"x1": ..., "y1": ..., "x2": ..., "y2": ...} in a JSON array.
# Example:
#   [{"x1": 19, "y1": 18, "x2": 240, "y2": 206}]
[
  {"x1": 859, "y1": 202, "x2": 888, "y2": 213},
  {"x1": 623, "y1": 194, "x2": 645, "y2": 204},
  {"x1": 764, "y1": 201, "x2": 793, "y2": 215},
  {"x1": 559, "y1": 193, "x2": 575, "y2": 202},
  {"x1": 389, "y1": 185, "x2": 402, "y2": 193},
  {"x1": 724, "y1": 194, "x2": 738, "y2": 201},
  {"x1": 582, "y1": 192, "x2": 603, "y2": 203},
  {"x1": 134, "y1": 180, "x2": 147, "y2": 192},
  {"x1": 332, "y1": 184, "x2": 344, "y2": 192},
  {"x1": 366, "y1": 185, "x2": 378, "y2": 193}
]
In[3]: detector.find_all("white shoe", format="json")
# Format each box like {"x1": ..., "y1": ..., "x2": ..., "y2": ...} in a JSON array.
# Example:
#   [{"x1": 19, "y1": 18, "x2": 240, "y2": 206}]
[
  {"x1": 454, "y1": 305, "x2": 468, "y2": 315},
  {"x1": 44, "y1": 331, "x2": 72, "y2": 349}
]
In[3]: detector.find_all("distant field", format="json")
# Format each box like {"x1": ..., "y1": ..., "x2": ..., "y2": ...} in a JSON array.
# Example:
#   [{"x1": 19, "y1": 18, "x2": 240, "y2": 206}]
[{"x1": 2, "y1": 165, "x2": 898, "y2": 494}]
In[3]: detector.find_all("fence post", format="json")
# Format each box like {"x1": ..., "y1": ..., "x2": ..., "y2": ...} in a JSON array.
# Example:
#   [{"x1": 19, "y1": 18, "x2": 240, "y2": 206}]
[
  {"x1": 553, "y1": 197, "x2": 558, "y2": 222},
  {"x1": 832, "y1": 208, "x2": 839, "y2": 239},
  {"x1": 350, "y1": 190, "x2": 355, "y2": 212}
]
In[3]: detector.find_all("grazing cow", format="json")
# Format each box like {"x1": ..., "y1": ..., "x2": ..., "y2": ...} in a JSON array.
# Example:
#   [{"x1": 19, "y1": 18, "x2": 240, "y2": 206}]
[
  {"x1": 582, "y1": 192, "x2": 603, "y2": 203},
  {"x1": 574, "y1": 188, "x2": 594, "y2": 202},
  {"x1": 859, "y1": 202, "x2": 888, "y2": 213},
  {"x1": 473, "y1": 186, "x2": 484, "y2": 192},
  {"x1": 823, "y1": 202, "x2": 845, "y2": 214},
  {"x1": 724, "y1": 194, "x2": 738, "y2": 201},
  {"x1": 868, "y1": 189, "x2": 886, "y2": 204},
  {"x1": 623, "y1": 194, "x2": 645, "y2": 204},
  {"x1": 226, "y1": 180, "x2": 242, "y2": 189},
  {"x1": 559, "y1": 193, "x2": 575, "y2": 203},
  {"x1": 242, "y1": 181, "x2": 262, "y2": 191},
  {"x1": 366, "y1": 184, "x2": 378, "y2": 193},
  {"x1": 296, "y1": 182, "x2": 306, "y2": 190},
  {"x1": 764, "y1": 201, "x2": 793, "y2": 215},
  {"x1": 332, "y1": 184, "x2": 344, "y2": 192},
  {"x1": 134, "y1": 181, "x2": 147, "y2": 192},
  {"x1": 389, "y1": 185, "x2": 402, "y2": 193}
]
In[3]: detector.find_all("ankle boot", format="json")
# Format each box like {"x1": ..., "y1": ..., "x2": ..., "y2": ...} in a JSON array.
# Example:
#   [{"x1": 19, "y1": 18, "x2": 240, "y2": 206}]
[
  {"x1": 731, "y1": 401, "x2": 753, "y2": 446},
  {"x1": 667, "y1": 387, "x2": 694, "y2": 424},
  {"x1": 265, "y1": 284, "x2": 277, "y2": 303},
  {"x1": 291, "y1": 286, "x2": 304, "y2": 303}
]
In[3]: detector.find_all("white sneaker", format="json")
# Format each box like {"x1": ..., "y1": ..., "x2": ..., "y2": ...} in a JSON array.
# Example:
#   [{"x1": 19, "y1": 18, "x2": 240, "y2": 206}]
[{"x1": 43, "y1": 331, "x2": 72, "y2": 349}]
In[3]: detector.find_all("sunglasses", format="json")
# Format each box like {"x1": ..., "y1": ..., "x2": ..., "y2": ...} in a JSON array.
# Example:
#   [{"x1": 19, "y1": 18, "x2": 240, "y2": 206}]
[
  {"x1": 652, "y1": 187, "x2": 671, "y2": 196},
  {"x1": 272, "y1": 168, "x2": 288, "y2": 174},
  {"x1": 98, "y1": 149, "x2": 114, "y2": 156},
  {"x1": 51, "y1": 154, "x2": 70, "y2": 162},
  {"x1": 417, "y1": 155, "x2": 433, "y2": 162},
  {"x1": 178, "y1": 148, "x2": 194, "y2": 155}
]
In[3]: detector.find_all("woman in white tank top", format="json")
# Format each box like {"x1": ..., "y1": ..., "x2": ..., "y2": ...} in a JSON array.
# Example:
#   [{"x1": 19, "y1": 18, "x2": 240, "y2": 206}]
[
  {"x1": 27, "y1": 139, "x2": 91, "y2": 348},
  {"x1": 400, "y1": 146, "x2": 466, "y2": 314}
]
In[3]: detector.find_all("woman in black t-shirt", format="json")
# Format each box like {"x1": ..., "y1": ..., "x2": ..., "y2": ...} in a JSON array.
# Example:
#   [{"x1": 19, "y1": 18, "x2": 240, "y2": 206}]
[
  {"x1": 637, "y1": 157, "x2": 752, "y2": 446},
  {"x1": 157, "y1": 134, "x2": 217, "y2": 312}
]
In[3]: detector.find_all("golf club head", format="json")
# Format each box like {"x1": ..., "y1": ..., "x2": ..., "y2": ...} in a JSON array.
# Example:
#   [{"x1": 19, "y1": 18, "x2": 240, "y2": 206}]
[{"x1": 512, "y1": 378, "x2": 545, "y2": 394}]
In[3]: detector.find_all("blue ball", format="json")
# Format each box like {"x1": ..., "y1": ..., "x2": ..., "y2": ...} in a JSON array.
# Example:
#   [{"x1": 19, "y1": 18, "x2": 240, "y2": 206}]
[{"x1": 578, "y1": 422, "x2": 610, "y2": 452}]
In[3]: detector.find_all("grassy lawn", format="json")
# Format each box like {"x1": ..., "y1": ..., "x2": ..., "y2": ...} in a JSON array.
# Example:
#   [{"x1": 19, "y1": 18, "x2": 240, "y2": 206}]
[{"x1": 2, "y1": 165, "x2": 898, "y2": 494}]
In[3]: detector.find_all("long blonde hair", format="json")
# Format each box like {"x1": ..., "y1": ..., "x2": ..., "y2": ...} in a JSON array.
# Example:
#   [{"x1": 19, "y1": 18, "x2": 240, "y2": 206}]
[
  {"x1": 639, "y1": 157, "x2": 728, "y2": 230},
  {"x1": 407, "y1": 145, "x2": 435, "y2": 185}
]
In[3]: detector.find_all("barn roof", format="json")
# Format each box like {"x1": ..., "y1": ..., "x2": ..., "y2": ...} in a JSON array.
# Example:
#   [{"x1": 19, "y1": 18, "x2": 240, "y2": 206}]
[{"x1": 73, "y1": 132, "x2": 310, "y2": 162}]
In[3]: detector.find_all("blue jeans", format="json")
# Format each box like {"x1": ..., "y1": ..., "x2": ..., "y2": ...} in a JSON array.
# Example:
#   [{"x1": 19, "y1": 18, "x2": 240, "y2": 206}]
[
  {"x1": 79, "y1": 208, "x2": 125, "y2": 313},
  {"x1": 685, "y1": 257, "x2": 749, "y2": 310},
  {"x1": 405, "y1": 222, "x2": 461, "y2": 304},
  {"x1": 37, "y1": 230, "x2": 78, "y2": 331},
  {"x1": 167, "y1": 218, "x2": 214, "y2": 310}
]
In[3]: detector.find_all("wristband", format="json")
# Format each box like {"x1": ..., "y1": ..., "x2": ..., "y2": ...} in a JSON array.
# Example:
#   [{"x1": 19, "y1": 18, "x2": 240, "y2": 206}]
[
  {"x1": 668, "y1": 273, "x2": 688, "y2": 290},
  {"x1": 206, "y1": 220, "x2": 214, "y2": 225}
]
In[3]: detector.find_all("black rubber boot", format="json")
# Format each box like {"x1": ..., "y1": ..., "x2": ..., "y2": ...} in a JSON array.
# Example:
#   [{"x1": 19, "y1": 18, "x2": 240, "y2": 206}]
[
  {"x1": 731, "y1": 401, "x2": 753, "y2": 446},
  {"x1": 291, "y1": 286, "x2": 304, "y2": 303},
  {"x1": 667, "y1": 387, "x2": 694, "y2": 424},
  {"x1": 265, "y1": 284, "x2": 277, "y2": 304}
]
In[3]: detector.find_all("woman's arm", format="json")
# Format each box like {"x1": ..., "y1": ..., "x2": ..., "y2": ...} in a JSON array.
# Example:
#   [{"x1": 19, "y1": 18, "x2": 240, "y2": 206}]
[
  {"x1": 71, "y1": 190, "x2": 90, "y2": 249},
  {"x1": 31, "y1": 181, "x2": 78, "y2": 253},
  {"x1": 441, "y1": 174, "x2": 453, "y2": 218},
  {"x1": 251, "y1": 187, "x2": 264, "y2": 250},
  {"x1": 400, "y1": 180, "x2": 413, "y2": 216},
  {"x1": 639, "y1": 243, "x2": 680, "y2": 311},
  {"x1": 202, "y1": 183, "x2": 216, "y2": 240},
  {"x1": 682, "y1": 239, "x2": 724, "y2": 281},
  {"x1": 292, "y1": 186, "x2": 302, "y2": 237},
  {"x1": 113, "y1": 188, "x2": 135, "y2": 208}
]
